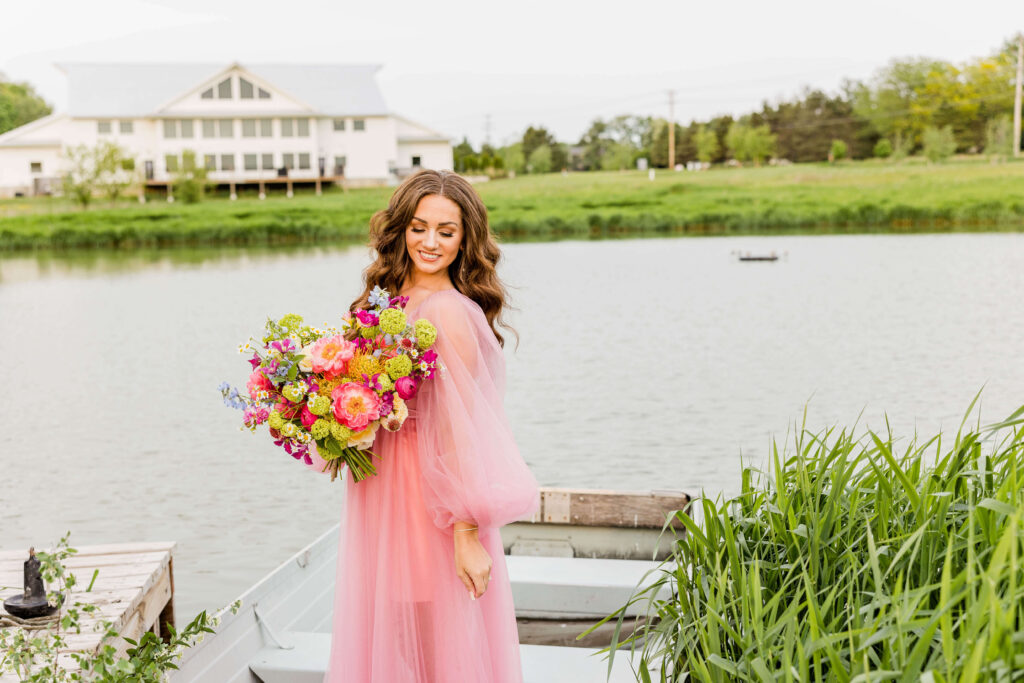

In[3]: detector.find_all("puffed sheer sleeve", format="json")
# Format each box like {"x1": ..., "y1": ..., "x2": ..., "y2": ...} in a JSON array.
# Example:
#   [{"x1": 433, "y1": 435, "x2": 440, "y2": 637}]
[{"x1": 414, "y1": 291, "x2": 540, "y2": 531}]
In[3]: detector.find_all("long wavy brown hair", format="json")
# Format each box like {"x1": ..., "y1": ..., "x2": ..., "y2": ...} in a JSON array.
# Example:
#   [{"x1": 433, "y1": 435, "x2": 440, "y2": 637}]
[{"x1": 347, "y1": 169, "x2": 518, "y2": 349}]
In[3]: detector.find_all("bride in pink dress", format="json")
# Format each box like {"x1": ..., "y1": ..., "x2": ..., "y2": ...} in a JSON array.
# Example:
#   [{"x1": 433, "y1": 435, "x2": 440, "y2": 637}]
[{"x1": 304, "y1": 169, "x2": 541, "y2": 682}]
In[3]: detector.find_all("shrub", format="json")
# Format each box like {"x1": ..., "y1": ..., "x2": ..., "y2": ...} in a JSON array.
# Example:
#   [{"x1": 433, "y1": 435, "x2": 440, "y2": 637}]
[
  {"x1": 873, "y1": 138, "x2": 893, "y2": 159},
  {"x1": 829, "y1": 139, "x2": 847, "y2": 162},
  {"x1": 923, "y1": 125, "x2": 957, "y2": 163}
]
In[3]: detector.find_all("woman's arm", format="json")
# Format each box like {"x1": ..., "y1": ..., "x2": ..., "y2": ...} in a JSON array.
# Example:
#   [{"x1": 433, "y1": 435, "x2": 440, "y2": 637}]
[{"x1": 453, "y1": 519, "x2": 491, "y2": 599}]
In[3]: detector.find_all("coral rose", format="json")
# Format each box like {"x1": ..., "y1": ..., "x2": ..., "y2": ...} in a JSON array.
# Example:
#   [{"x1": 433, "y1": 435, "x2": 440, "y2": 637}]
[
  {"x1": 310, "y1": 335, "x2": 355, "y2": 378},
  {"x1": 331, "y1": 382, "x2": 382, "y2": 432},
  {"x1": 247, "y1": 368, "x2": 273, "y2": 399}
]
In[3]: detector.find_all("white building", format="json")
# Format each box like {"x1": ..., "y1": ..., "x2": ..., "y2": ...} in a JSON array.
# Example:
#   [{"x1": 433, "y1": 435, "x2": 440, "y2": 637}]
[{"x1": 0, "y1": 62, "x2": 453, "y2": 198}]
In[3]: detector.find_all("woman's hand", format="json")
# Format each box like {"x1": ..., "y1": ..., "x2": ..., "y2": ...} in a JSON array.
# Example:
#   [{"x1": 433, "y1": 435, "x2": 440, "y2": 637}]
[{"x1": 453, "y1": 521, "x2": 491, "y2": 600}]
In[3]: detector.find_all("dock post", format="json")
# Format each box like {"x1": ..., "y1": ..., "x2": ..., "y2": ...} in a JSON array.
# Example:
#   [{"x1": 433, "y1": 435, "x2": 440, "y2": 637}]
[
  {"x1": 287, "y1": 179, "x2": 293, "y2": 198},
  {"x1": 230, "y1": 182, "x2": 237, "y2": 201},
  {"x1": 315, "y1": 178, "x2": 322, "y2": 196},
  {"x1": 158, "y1": 557, "x2": 176, "y2": 643},
  {"x1": 259, "y1": 180, "x2": 266, "y2": 200}
]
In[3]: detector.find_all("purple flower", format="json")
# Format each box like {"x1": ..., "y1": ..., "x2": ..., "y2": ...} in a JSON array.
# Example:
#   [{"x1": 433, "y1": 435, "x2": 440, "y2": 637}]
[
  {"x1": 361, "y1": 372, "x2": 382, "y2": 391},
  {"x1": 355, "y1": 310, "x2": 379, "y2": 326},
  {"x1": 248, "y1": 353, "x2": 262, "y2": 369}
]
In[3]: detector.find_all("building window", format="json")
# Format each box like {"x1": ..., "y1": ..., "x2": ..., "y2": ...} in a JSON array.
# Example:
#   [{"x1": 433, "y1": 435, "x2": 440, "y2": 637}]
[
  {"x1": 244, "y1": 153, "x2": 258, "y2": 171},
  {"x1": 119, "y1": 120, "x2": 133, "y2": 134},
  {"x1": 204, "y1": 154, "x2": 216, "y2": 171},
  {"x1": 258, "y1": 87, "x2": 271, "y2": 99},
  {"x1": 261, "y1": 153, "x2": 274, "y2": 170},
  {"x1": 242, "y1": 119, "x2": 257, "y2": 137},
  {"x1": 165, "y1": 154, "x2": 179, "y2": 173},
  {"x1": 282, "y1": 153, "x2": 294, "y2": 169},
  {"x1": 333, "y1": 119, "x2": 345, "y2": 131},
  {"x1": 98, "y1": 121, "x2": 112, "y2": 134},
  {"x1": 121, "y1": 158, "x2": 135, "y2": 171},
  {"x1": 412, "y1": 156, "x2": 422, "y2": 167},
  {"x1": 201, "y1": 87, "x2": 214, "y2": 99},
  {"x1": 202, "y1": 120, "x2": 216, "y2": 138},
  {"x1": 333, "y1": 156, "x2": 346, "y2": 174},
  {"x1": 259, "y1": 118, "x2": 272, "y2": 137},
  {"x1": 353, "y1": 119, "x2": 365, "y2": 131},
  {"x1": 281, "y1": 118, "x2": 294, "y2": 137},
  {"x1": 30, "y1": 162, "x2": 42, "y2": 173},
  {"x1": 297, "y1": 119, "x2": 310, "y2": 137},
  {"x1": 218, "y1": 119, "x2": 233, "y2": 138},
  {"x1": 239, "y1": 78, "x2": 254, "y2": 99},
  {"x1": 217, "y1": 77, "x2": 232, "y2": 99},
  {"x1": 181, "y1": 120, "x2": 194, "y2": 138},
  {"x1": 298, "y1": 153, "x2": 311, "y2": 170},
  {"x1": 221, "y1": 154, "x2": 235, "y2": 171},
  {"x1": 163, "y1": 120, "x2": 176, "y2": 138}
]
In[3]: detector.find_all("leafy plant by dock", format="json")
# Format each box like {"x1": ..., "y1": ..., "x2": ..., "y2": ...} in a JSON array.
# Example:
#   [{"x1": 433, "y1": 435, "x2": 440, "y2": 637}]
[{"x1": 589, "y1": 397, "x2": 1024, "y2": 681}]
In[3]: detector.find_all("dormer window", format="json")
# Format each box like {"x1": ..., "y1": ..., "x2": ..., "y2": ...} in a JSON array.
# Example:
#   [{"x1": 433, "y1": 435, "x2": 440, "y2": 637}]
[
  {"x1": 258, "y1": 88, "x2": 271, "y2": 99},
  {"x1": 217, "y1": 78, "x2": 232, "y2": 99},
  {"x1": 201, "y1": 88, "x2": 213, "y2": 99},
  {"x1": 239, "y1": 78, "x2": 254, "y2": 99}
]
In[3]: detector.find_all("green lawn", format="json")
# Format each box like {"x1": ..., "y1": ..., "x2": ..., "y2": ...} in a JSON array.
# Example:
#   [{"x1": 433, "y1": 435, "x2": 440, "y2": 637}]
[{"x1": 3, "y1": 157, "x2": 1024, "y2": 250}]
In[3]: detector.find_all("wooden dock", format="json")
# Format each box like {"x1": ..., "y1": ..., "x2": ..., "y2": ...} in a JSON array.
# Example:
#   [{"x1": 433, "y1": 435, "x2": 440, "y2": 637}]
[{"x1": 0, "y1": 542, "x2": 176, "y2": 679}]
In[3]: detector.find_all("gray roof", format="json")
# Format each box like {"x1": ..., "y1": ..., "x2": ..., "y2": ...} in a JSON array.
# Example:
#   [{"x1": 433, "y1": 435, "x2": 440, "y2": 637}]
[{"x1": 57, "y1": 62, "x2": 389, "y2": 117}]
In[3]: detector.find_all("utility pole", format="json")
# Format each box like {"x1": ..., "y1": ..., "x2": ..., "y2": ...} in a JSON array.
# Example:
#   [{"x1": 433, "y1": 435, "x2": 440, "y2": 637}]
[
  {"x1": 667, "y1": 90, "x2": 676, "y2": 170},
  {"x1": 1015, "y1": 33, "x2": 1023, "y2": 158}
]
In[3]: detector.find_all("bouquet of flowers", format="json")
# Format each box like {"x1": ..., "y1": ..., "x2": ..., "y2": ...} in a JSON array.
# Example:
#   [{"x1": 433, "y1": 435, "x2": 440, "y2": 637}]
[{"x1": 220, "y1": 286, "x2": 443, "y2": 481}]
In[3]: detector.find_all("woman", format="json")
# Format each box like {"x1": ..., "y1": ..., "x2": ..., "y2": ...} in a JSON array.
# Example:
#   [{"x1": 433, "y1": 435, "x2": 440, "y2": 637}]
[{"x1": 304, "y1": 169, "x2": 541, "y2": 682}]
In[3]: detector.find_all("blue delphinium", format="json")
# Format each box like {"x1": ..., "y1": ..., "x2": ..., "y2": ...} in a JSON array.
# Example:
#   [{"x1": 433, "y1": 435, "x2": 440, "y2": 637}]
[{"x1": 368, "y1": 285, "x2": 391, "y2": 310}]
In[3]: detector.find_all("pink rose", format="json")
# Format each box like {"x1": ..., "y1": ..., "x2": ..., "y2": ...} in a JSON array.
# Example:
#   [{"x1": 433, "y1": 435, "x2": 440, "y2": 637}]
[{"x1": 395, "y1": 376, "x2": 418, "y2": 400}]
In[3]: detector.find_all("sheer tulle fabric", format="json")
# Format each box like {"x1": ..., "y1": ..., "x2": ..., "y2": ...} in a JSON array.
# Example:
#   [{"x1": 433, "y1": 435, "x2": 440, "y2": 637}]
[{"x1": 303, "y1": 288, "x2": 540, "y2": 682}]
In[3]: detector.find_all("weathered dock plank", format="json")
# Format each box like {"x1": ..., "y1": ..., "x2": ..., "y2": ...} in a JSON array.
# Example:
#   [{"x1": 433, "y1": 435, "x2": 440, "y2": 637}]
[{"x1": 0, "y1": 542, "x2": 175, "y2": 681}]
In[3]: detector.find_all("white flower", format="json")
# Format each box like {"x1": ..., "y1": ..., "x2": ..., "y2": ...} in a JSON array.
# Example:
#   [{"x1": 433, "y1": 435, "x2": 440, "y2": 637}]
[{"x1": 347, "y1": 421, "x2": 380, "y2": 449}]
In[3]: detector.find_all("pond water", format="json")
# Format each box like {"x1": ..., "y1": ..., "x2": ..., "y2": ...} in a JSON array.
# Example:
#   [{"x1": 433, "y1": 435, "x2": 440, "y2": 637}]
[{"x1": 1, "y1": 232, "x2": 1023, "y2": 619}]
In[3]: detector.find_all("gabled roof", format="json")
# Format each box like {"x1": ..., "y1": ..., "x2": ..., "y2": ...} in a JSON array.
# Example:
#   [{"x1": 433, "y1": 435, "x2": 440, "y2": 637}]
[
  {"x1": 0, "y1": 113, "x2": 66, "y2": 147},
  {"x1": 56, "y1": 63, "x2": 389, "y2": 117}
]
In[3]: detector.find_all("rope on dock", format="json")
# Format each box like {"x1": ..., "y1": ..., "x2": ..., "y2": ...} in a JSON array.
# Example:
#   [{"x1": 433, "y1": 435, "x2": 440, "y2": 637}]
[{"x1": 0, "y1": 612, "x2": 60, "y2": 631}]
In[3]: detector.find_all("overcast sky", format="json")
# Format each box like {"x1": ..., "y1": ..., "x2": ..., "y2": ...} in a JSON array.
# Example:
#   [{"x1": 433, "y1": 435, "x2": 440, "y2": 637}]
[{"x1": 2, "y1": 0, "x2": 1021, "y2": 147}]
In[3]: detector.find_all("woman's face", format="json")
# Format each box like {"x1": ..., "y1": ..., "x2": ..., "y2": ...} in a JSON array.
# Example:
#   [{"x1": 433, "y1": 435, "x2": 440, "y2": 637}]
[{"x1": 405, "y1": 193, "x2": 463, "y2": 278}]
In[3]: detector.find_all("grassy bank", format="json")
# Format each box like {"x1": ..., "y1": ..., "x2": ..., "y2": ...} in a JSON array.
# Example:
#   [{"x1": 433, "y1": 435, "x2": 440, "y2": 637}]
[
  {"x1": 594, "y1": 400, "x2": 1024, "y2": 680},
  {"x1": 3, "y1": 157, "x2": 1024, "y2": 251}
]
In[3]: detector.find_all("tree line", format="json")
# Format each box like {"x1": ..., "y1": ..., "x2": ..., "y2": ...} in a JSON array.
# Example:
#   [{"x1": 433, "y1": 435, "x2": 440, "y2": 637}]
[{"x1": 454, "y1": 35, "x2": 1022, "y2": 174}]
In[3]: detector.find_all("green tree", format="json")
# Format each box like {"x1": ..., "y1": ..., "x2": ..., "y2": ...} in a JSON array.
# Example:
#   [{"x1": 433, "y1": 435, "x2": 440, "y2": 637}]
[
  {"x1": 94, "y1": 140, "x2": 135, "y2": 202},
  {"x1": 873, "y1": 138, "x2": 893, "y2": 158},
  {"x1": 522, "y1": 126, "x2": 556, "y2": 164},
  {"x1": 599, "y1": 142, "x2": 635, "y2": 170},
  {"x1": 922, "y1": 125, "x2": 956, "y2": 163},
  {"x1": 498, "y1": 143, "x2": 525, "y2": 174},
  {"x1": 61, "y1": 144, "x2": 100, "y2": 208},
  {"x1": 577, "y1": 118, "x2": 612, "y2": 171},
  {"x1": 726, "y1": 121, "x2": 776, "y2": 165},
  {"x1": 829, "y1": 139, "x2": 848, "y2": 162},
  {"x1": 452, "y1": 137, "x2": 475, "y2": 173},
  {"x1": 694, "y1": 125, "x2": 719, "y2": 164},
  {"x1": 649, "y1": 119, "x2": 684, "y2": 167},
  {"x1": 984, "y1": 115, "x2": 1013, "y2": 159},
  {"x1": 526, "y1": 144, "x2": 552, "y2": 173},
  {"x1": 172, "y1": 150, "x2": 209, "y2": 203},
  {"x1": 549, "y1": 142, "x2": 569, "y2": 172},
  {"x1": 0, "y1": 74, "x2": 52, "y2": 135}
]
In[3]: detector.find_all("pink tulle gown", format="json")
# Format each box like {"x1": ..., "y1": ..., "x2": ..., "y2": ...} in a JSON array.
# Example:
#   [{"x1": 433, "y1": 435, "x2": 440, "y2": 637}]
[{"x1": 304, "y1": 288, "x2": 540, "y2": 683}]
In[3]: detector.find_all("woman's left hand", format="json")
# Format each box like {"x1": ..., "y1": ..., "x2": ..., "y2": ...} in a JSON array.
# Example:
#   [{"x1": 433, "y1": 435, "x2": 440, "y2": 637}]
[{"x1": 453, "y1": 525, "x2": 491, "y2": 600}]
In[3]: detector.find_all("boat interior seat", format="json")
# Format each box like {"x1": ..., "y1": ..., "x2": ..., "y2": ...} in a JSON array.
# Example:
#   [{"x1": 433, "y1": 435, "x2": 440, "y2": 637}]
[
  {"x1": 507, "y1": 554, "x2": 670, "y2": 619},
  {"x1": 248, "y1": 632, "x2": 647, "y2": 683}
]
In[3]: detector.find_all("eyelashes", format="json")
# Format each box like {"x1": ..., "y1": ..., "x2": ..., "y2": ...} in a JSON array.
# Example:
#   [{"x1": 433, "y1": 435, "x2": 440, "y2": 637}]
[{"x1": 411, "y1": 227, "x2": 454, "y2": 238}]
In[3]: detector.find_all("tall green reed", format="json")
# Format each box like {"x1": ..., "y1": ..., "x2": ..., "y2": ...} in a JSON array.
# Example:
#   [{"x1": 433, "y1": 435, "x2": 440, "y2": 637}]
[{"x1": 587, "y1": 398, "x2": 1024, "y2": 681}]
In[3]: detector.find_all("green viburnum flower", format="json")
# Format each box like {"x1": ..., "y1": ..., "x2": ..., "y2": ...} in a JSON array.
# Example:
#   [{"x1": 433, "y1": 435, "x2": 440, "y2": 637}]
[
  {"x1": 311, "y1": 419, "x2": 331, "y2": 440},
  {"x1": 280, "y1": 422, "x2": 297, "y2": 437},
  {"x1": 309, "y1": 395, "x2": 331, "y2": 416},
  {"x1": 330, "y1": 421, "x2": 353, "y2": 442},
  {"x1": 378, "y1": 308, "x2": 407, "y2": 335},
  {"x1": 414, "y1": 319, "x2": 437, "y2": 349},
  {"x1": 268, "y1": 411, "x2": 285, "y2": 430},
  {"x1": 278, "y1": 313, "x2": 303, "y2": 332},
  {"x1": 282, "y1": 384, "x2": 305, "y2": 403},
  {"x1": 360, "y1": 325, "x2": 379, "y2": 339},
  {"x1": 385, "y1": 354, "x2": 413, "y2": 379},
  {"x1": 378, "y1": 374, "x2": 394, "y2": 391}
]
